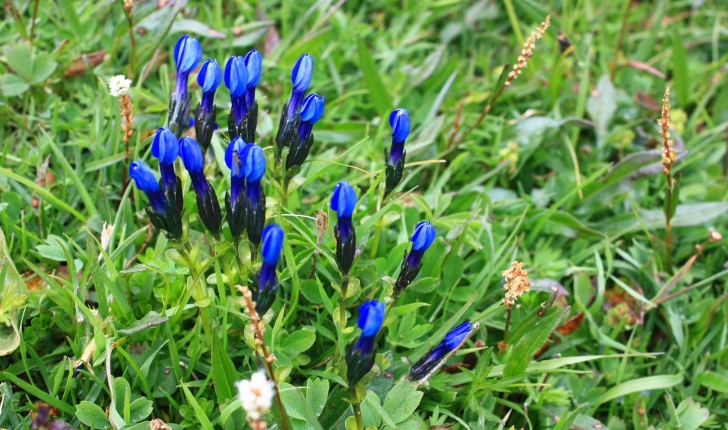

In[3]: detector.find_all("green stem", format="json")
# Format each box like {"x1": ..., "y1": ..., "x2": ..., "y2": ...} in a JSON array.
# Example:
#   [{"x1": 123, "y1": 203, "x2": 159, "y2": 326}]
[
  {"x1": 503, "y1": 306, "x2": 513, "y2": 346},
  {"x1": 333, "y1": 274, "x2": 350, "y2": 368},
  {"x1": 176, "y1": 241, "x2": 212, "y2": 346},
  {"x1": 665, "y1": 174, "x2": 674, "y2": 272},
  {"x1": 349, "y1": 386, "x2": 365, "y2": 430}
]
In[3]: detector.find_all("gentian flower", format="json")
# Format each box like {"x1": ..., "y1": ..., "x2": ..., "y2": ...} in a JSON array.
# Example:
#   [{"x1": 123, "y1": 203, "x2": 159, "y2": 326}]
[
  {"x1": 388, "y1": 109, "x2": 410, "y2": 166},
  {"x1": 224, "y1": 137, "x2": 250, "y2": 242},
  {"x1": 346, "y1": 300, "x2": 385, "y2": 387},
  {"x1": 331, "y1": 181, "x2": 357, "y2": 275},
  {"x1": 395, "y1": 221, "x2": 436, "y2": 296},
  {"x1": 130, "y1": 160, "x2": 183, "y2": 240},
  {"x1": 179, "y1": 137, "x2": 207, "y2": 195},
  {"x1": 285, "y1": 93, "x2": 324, "y2": 170},
  {"x1": 256, "y1": 223, "x2": 284, "y2": 314},
  {"x1": 151, "y1": 127, "x2": 179, "y2": 191},
  {"x1": 197, "y1": 59, "x2": 222, "y2": 115},
  {"x1": 129, "y1": 161, "x2": 165, "y2": 215},
  {"x1": 172, "y1": 35, "x2": 203, "y2": 104},
  {"x1": 384, "y1": 108, "x2": 410, "y2": 197},
  {"x1": 243, "y1": 144, "x2": 267, "y2": 251},
  {"x1": 180, "y1": 136, "x2": 222, "y2": 238},
  {"x1": 287, "y1": 54, "x2": 314, "y2": 118},
  {"x1": 244, "y1": 49, "x2": 263, "y2": 110},
  {"x1": 409, "y1": 321, "x2": 474, "y2": 381},
  {"x1": 224, "y1": 56, "x2": 249, "y2": 127}
]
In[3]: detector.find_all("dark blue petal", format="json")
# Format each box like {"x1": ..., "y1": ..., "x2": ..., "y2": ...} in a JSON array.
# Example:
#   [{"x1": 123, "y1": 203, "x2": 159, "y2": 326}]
[
  {"x1": 358, "y1": 300, "x2": 385, "y2": 337},
  {"x1": 244, "y1": 49, "x2": 263, "y2": 88},
  {"x1": 174, "y1": 36, "x2": 202, "y2": 73},
  {"x1": 261, "y1": 224, "x2": 284, "y2": 265},
  {"x1": 442, "y1": 321, "x2": 472, "y2": 350},
  {"x1": 389, "y1": 109, "x2": 410, "y2": 143},
  {"x1": 197, "y1": 59, "x2": 222, "y2": 93},
  {"x1": 243, "y1": 144, "x2": 266, "y2": 182},
  {"x1": 331, "y1": 181, "x2": 356, "y2": 218},
  {"x1": 300, "y1": 94, "x2": 325, "y2": 124},
  {"x1": 151, "y1": 127, "x2": 179, "y2": 165},
  {"x1": 129, "y1": 160, "x2": 159, "y2": 194},
  {"x1": 411, "y1": 221, "x2": 436, "y2": 251},
  {"x1": 179, "y1": 137, "x2": 204, "y2": 174},
  {"x1": 291, "y1": 54, "x2": 314, "y2": 93},
  {"x1": 224, "y1": 56, "x2": 248, "y2": 97}
]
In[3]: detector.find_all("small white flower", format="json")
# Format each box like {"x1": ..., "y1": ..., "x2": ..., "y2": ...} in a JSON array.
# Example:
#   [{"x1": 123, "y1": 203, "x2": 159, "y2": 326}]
[
  {"x1": 236, "y1": 370, "x2": 275, "y2": 420},
  {"x1": 108, "y1": 75, "x2": 132, "y2": 97}
]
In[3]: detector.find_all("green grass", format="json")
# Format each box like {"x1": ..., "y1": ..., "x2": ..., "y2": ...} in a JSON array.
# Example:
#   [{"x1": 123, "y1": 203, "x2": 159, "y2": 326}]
[{"x1": 1, "y1": 0, "x2": 728, "y2": 429}]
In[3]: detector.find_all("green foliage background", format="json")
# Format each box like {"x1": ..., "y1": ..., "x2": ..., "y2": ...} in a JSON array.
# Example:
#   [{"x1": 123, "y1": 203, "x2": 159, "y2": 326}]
[{"x1": 1, "y1": 0, "x2": 728, "y2": 429}]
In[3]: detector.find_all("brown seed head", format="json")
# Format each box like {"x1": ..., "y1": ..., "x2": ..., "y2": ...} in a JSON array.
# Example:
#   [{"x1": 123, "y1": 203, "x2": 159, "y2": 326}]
[
  {"x1": 502, "y1": 261, "x2": 531, "y2": 308},
  {"x1": 658, "y1": 87, "x2": 675, "y2": 175},
  {"x1": 505, "y1": 15, "x2": 551, "y2": 87}
]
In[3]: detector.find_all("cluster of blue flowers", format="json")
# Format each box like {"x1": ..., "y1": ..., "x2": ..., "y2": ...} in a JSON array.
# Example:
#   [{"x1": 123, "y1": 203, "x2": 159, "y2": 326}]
[{"x1": 130, "y1": 35, "x2": 472, "y2": 389}]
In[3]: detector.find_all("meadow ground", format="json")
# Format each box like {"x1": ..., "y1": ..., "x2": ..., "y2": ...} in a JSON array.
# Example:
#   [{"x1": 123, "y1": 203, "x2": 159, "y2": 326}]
[{"x1": 1, "y1": 1, "x2": 727, "y2": 429}]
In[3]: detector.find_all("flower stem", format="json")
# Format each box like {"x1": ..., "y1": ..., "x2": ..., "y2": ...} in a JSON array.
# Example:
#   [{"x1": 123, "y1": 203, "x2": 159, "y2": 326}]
[
  {"x1": 176, "y1": 241, "x2": 212, "y2": 346},
  {"x1": 348, "y1": 386, "x2": 365, "y2": 430},
  {"x1": 665, "y1": 175, "x2": 674, "y2": 271},
  {"x1": 503, "y1": 305, "x2": 513, "y2": 346}
]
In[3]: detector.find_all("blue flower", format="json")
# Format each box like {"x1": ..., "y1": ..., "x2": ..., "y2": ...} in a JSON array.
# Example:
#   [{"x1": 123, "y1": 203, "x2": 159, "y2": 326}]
[
  {"x1": 243, "y1": 145, "x2": 266, "y2": 210},
  {"x1": 129, "y1": 160, "x2": 165, "y2": 215},
  {"x1": 152, "y1": 127, "x2": 179, "y2": 165},
  {"x1": 197, "y1": 59, "x2": 222, "y2": 114},
  {"x1": 388, "y1": 109, "x2": 410, "y2": 166},
  {"x1": 261, "y1": 224, "x2": 284, "y2": 266},
  {"x1": 171, "y1": 35, "x2": 202, "y2": 103},
  {"x1": 406, "y1": 221, "x2": 436, "y2": 267},
  {"x1": 151, "y1": 127, "x2": 180, "y2": 189},
  {"x1": 287, "y1": 54, "x2": 314, "y2": 118},
  {"x1": 297, "y1": 93, "x2": 325, "y2": 144},
  {"x1": 225, "y1": 137, "x2": 250, "y2": 204},
  {"x1": 244, "y1": 49, "x2": 263, "y2": 109},
  {"x1": 409, "y1": 321, "x2": 473, "y2": 381},
  {"x1": 243, "y1": 144, "x2": 266, "y2": 182},
  {"x1": 225, "y1": 56, "x2": 249, "y2": 125},
  {"x1": 358, "y1": 300, "x2": 385, "y2": 338},
  {"x1": 331, "y1": 181, "x2": 356, "y2": 219},
  {"x1": 331, "y1": 181, "x2": 356, "y2": 244},
  {"x1": 179, "y1": 137, "x2": 209, "y2": 196},
  {"x1": 174, "y1": 35, "x2": 203, "y2": 73}
]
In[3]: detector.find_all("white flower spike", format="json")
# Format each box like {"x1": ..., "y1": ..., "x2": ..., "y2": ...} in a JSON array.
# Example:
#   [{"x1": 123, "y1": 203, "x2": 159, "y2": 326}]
[
  {"x1": 108, "y1": 75, "x2": 132, "y2": 97},
  {"x1": 236, "y1": 370, "x2": 275, "y2": 421}
]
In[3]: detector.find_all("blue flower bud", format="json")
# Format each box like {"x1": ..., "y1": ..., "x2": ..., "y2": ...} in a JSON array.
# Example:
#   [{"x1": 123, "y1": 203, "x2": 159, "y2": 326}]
[
  {"x1": 331, "y1": 181, "x2": 356, "y2": 219},
  {"x1": 409, "y1": 321, "x2": 474, "y2": 381},
  {"x1": 358, "y1": 300, "x2": 385, "y2": 338},
  {"x1": 197, "y1": 59, "x2": 222, "y2": 93},
  {"x1": 389, "y1": 109, "x2": 410, "y2": 143},
  {"x1": 179, "y1": 137, "x2": 204, "y2": 174},
  {"x1": 224, "y1": 137, "x2": 250, "y2": 178},
  {"x1": 245, "y1": 49, "x2": 263, "y2": 89},
  {"x1": 287, "y1": 54, "x2": 314, "y2": 118},
  {"x1": 174, "y1": 35, "x2": 202, "y2": 73},
  {"x1": 243, "y1": 144, "x2": 266, "y2": 182},
  {"x1": 129, "y1": 160, "x2": 166, "y2": 215},
  {"x1": 129, "y1": 160, "x2": 160, "y2": 195},
  {"x1": 442, "y1": 321, "x2": 472, "y2": 350},
  {"x1": 224, "y1": 56, "x2": 248, "y2": 97},
  {"x1": 411, "y1": 221, "x2": 436, "y2": 251},
  {"x1": 152, "y1": 127, "x2": 179, "y2": 165},
  {"x1": 261, "y1": 224, "x2": 284, "y2": 265},
  {"x1": 291, "y1": 54, "x2": 314, "y2": 94},
  {"x1": 300, "y1": 94, "x2": 325, "y2": 124}
]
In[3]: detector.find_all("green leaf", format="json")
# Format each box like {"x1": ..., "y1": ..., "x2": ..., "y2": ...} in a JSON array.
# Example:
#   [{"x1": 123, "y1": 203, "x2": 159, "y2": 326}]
[
  {"x1": 382, "y1": 382, "x2": 423, "y2": 424},
  {"x1": 597, "y1": 375, "x2": 683, "y2": 405},
  {"x1": 128, "y1": 397, "x2": 153, "y2": 423},
  {"x1": 3, "y1": 42, "x2": 33, "y2": 80},
  {"x1": 357, "y1": 38, "x2": 393, "y2": 116},
  {"x1": 633, "y1": 397, "x2": 649, "y2": 430},
  {"x1": 281, "y1": 329, "x2": 316, "y2": 356},
  {"x1": 211, "y1": 330, "x2": 240, "y2": 405},
  {"x1": 663, "y1": 175, "x2": 680, "y2": 220},
  {"x1": 674, "y1": 397, "x2": 709, "y2": 430},
  {"x1": 0, "y1": 229, "x2": 26, "y2": 356},
  {"x1": 697, "y1": 371, "x2": 728, "y2": 393},
  {"x1": 672, "y1": 33, "x2": 689, "y2": 106},
  {"x1": 180, "y1": 383, "x2": 215, "y2": 430},
  {"x1": 306, "y1": 378, "x2": 329, "y2": 417},
  {"x1": 118, "y1": 311, "x2": 169, "y2": 335},
  {"x1": 0, "y1": 74, "x2": 29, "y2": 96},
  {"x1": 585, "y1": 75, "x2": 616, "y2": 147},
  {"x1": 75, "y1": 401, "x2": 112, "y2": 429}
]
